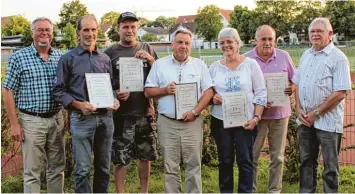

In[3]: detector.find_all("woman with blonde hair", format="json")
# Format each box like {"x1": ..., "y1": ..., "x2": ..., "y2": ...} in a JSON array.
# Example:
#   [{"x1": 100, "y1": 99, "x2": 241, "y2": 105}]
[{"x1": 209, "y1": 27, "x2": 267, "y2": 193}]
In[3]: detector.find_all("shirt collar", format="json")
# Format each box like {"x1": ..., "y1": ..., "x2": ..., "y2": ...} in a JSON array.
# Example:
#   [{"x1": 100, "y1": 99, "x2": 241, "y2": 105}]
[
  {"x1": 30, "y1": 43, "x2": 53, "y2": 56},
  {"x1": 76, "y1": 44, "x2": 100, "y2": 55},
  {"x1": 252, "y1": 47, "x2": 276, "y2": 62},
  {"x1": 310, "y1": 42, "x2": 334, "y2": 56},
  {"x1": 171, "y1": 54, "x2": 191, "y2": 65}
]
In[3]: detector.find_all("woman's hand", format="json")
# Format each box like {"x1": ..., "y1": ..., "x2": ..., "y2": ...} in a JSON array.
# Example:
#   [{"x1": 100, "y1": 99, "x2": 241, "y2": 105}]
[{"x1": 213, "y1": 94, "x2": 223, "y2": 105}]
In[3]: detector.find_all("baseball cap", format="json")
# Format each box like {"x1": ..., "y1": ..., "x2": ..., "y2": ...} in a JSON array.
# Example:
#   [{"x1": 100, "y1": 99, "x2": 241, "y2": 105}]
[{"x1": 117, "y1": 12, "x2": 138, "y2": 24}]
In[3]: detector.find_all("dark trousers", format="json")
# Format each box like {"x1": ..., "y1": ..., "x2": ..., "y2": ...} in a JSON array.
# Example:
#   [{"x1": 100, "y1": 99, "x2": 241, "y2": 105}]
[
  {"x1": 298, "y1": 125, "x2": 342, "y2": 193},
  {"x1": 210, "y1": 116, "x2": 257, "y2": 193}
]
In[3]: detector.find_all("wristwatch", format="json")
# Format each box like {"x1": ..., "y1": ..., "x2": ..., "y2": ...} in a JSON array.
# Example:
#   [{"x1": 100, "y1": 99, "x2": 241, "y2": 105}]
[
  {"x1": 253, "y1": 114, "x2": 261, "y2": 121},
  {"x1": 191, "y1": 109, "x2": 199, "y2": 117},
  {"x1": 314, "y1": 109, "x2": 321, "y2": 119}
]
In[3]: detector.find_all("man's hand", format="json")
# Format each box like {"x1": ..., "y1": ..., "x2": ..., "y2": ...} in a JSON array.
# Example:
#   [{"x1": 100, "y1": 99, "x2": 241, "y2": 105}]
[
  {"x1": 116, "y1": 90, "x2": 130, "y2": 101},
  {"x1": 166, "y1": 82, "x2": 176, "y2": 95},
  {"x1": 182, "y1": 110, "x2": 196, "y2": 122},
  {"x1": 244, "y1": 119, "x2": 257, "y2": 130},
  {"x1": 135, "y1": 50, "x2": 154, "y2": 65},
  {"x1": 305, "y1": 111, "x2": 318, "y2": 126},
  {"x1": 298, "y1": 109, "x2": 311, "y2": 127},
  {"x1": 212, "y1": 94, "x2": 223, "y2": 105},
  {"x1": 11, "y1": 124, "x2": 24, "y2": 142},
  {"x1": 266, "y1": 100, "x2": 273, "y2": 108},
  {"x1": 284, "y1": 86, "x2": 293, "y2": 96},
  {"x1": 108, "y1": 98, "x2": 120, "y2": 111},
  {"x1": 79, "y1": 101, "x2": 97, "y2": 115}
]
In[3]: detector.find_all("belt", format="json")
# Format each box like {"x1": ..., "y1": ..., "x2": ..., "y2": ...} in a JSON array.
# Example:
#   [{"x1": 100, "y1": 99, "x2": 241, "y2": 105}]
[
  {"x1": 160, "y1": 114, "x2": 183, "y2": 121},
  {"x1": 19, "y1": 109, "x2": 59, "y2": 118},
  {"x1": 91, "y1": 108, "x2": 109, "y2": 115}
]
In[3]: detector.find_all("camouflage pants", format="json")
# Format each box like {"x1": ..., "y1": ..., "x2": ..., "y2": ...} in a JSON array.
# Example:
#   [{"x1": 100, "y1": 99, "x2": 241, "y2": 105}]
[{"x1": 111, "y1": 115, "x2": 158, "y2": 168}]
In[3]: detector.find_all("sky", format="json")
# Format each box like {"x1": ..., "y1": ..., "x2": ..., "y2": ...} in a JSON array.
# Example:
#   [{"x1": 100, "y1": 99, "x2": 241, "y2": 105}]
[{"x1": 1, "y1": 0, "x2": 256, "y2": 22}]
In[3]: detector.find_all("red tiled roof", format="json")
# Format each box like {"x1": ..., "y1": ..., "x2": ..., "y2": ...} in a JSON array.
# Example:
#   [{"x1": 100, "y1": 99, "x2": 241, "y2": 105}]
[
  {"x1": 219, "y1": 9, "x2": 233, "y2": 21},
  {"x1": 1, "y1": 16, "x2": 9, "y2": 27},
  {"x1": 100, "y1": 23, "x2": 111, "y2": 32},
  {"x1": 176, "y1": 15, "x2": 196, "y2": 24}
]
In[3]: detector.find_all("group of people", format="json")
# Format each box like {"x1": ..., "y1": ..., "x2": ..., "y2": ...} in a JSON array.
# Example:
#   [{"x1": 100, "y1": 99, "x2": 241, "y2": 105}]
[{"x1": 2, "y1": 11, "x2": 351, "y2": 194}]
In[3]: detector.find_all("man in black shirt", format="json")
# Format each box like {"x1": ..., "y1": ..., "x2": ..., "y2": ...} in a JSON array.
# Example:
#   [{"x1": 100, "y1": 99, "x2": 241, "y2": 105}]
[{"x1": 104, "y1": 12, "x2": 158, "y2": 193}]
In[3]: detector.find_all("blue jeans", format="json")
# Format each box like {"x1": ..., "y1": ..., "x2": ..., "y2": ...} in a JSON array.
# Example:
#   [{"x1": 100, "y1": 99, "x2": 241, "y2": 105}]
[
  {"x1": 70, "y1": 110, "x2": 114, "y2": 193},
  {"x1": 298, "y1": 125, "x2": 342, "y2": 193},
  {"x1": 210, "y1": 116, "x2": 257, "y2": 193}
]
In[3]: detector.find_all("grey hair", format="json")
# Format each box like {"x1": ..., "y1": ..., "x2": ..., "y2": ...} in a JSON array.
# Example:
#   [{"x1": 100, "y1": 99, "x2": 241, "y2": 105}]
[
  {"x1": 172, "y1": 26, "x2": 192, "y2": 41},
  {"x1": 31, "y1": 17, "x2": 53, "y2": 31},
  {"x1": 255, "y1": 25, "x2": 276, "y2": 40},
  {"x1": 76, "y1": 15, "x2": 99, "y2": 33},
  {"x1": 218, "y1": 27, "x2": 243, "y2": 47},
  {"x1": 308, "y1": 17, "x2": 333, "y2": 32}
]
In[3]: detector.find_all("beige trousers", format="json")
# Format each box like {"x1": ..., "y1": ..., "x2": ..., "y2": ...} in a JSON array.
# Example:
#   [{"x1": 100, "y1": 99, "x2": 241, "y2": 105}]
[
  {"x1": 252, "y1": 117, "x2": 289, "y2": 193},
  {"x1": 19, "y1": 111, "x2": 65, "y2": 193},
  {"x1": 157, "y1": 115, "x2": 203, "y2": 193}
]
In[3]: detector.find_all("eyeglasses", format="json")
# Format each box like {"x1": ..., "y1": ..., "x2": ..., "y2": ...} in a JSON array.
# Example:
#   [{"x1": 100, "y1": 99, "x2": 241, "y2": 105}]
[
  {"x1": 260, "y1": 37, "x2": 274, "y2": 41},
  {"x1": 309, "y1": 29, "x2": 325, "y2": 34},
  {"x1": 34, "y1": 28, "x2": 52, "y2": 33}
]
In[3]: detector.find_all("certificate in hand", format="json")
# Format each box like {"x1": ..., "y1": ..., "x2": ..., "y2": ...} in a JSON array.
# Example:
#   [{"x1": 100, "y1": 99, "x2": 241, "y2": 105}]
[
  {"x1": 174, "y1": 82, "x2": 198, "y2": 120},
  {"x1": 222, "y1": 92, "x2": 248, "y2": 128},
  {"x1": 119, "y1": 57, "x2": 144, "y2": 92},
  {"x1": 85, "y1": 73, "x2": 114, "y2": 108},
  {"x1": 264, "y1": 72, "x2": 289, "y2": 107}
]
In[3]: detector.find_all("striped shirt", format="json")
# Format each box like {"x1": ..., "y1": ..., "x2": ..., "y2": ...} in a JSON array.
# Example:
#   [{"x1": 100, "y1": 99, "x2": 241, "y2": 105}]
[
  {"x1": 292, "y1": 42, "x2": 352, "y2": 133},
  {"x1": 3, "y1": 44, "x2": 63, "y2": 113}
]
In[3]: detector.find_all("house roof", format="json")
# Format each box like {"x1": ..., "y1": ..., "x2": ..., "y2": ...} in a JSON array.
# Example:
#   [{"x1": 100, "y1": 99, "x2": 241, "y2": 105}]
[
  {"x1": 141, "y1": 27, "x2": 170, "y2": 35},
  {"x1": 176, "y1": 15, "x2": 196, "y2": 24},
  {"x1": 100, "y1": 24, "x2": 111, "y2": 33},
  {"x1": 175, "y1": 9, "x2": 233, "y2": 25},
  {"x1": 219, "y1": 9, "x2": 233, "y2": 21},
  {"x1": 170, "y1": 23, "x2": 196, "y2": 34},
  {"x1": 1, "y1": 16, "x2": 9, "y2": 26}
]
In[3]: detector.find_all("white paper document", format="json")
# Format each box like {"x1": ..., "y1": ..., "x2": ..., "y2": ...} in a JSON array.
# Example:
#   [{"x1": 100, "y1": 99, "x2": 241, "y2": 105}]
[
  {"x1": 222, "y1": 92, "x2": 248, "y2": 128},
  {"x1": 175, "y1": 82, "x2": 198, "y2": 120},
  {"x1": 264, "y1": 72, "x2": 289, "y2": 107},
  {"x1": 85, "y1": 73, "x2": 114, "y2": 108},
  {"x1": 119, "y1": 57, "x2": 144, "y2": 92}
]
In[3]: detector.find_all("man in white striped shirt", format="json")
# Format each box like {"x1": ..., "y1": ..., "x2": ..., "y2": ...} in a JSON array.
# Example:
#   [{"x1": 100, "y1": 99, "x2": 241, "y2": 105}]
[{"x1": 292, "y1": 17, "x2": 352, "y2": 193}]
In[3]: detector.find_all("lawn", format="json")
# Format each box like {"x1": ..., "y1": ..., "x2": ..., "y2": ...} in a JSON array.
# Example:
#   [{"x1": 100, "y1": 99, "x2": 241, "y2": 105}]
[{"x1": 3, "y1": 157, "x2": 354, "y2": 193}]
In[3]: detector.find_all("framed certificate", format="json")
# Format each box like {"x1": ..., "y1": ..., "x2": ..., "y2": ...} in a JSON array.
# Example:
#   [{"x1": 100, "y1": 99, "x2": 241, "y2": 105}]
[
  {"x1": 174, "y1": 82, "x2": 198, "y2": 120},
  {"x1": 264, "y1": 72, "x2": 289, "y2": 107},
  {"x1": 119, "y1": 57, "x2": 144, "y2": 92},
  {"x1": 222, "y1": 92, "x2": 248, "y2": 128},
  {"x1": 85, "y1": 73, "x2": 114, "y2": 108}
]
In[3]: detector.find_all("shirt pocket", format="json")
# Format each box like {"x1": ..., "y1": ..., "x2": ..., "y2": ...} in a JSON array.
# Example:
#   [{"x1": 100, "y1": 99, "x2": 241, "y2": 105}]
[
  {"x1": 187, "y1": 73, "x2": 200, "y2": 83},
  {"x1": 317, "y1": 64, "x2": 333, "y2": 88}
]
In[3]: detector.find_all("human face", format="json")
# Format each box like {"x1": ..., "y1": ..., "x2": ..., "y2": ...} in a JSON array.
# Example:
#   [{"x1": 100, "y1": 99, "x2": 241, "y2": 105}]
[
  {"x1": 256, "y1": 28, "x2": 275, "y2": 58},
  {"x1": 118, "y1": 20, "x2": 138, "y2": 44},
  {"x1": 31, "y1": 20, "x2": 53, "y2": 47},
  {"x1": 172, "y1": 33, "x2": 192, "y2": 62},
  {"x1": 78, "y1": 17, "x2": 98, "y2": 49},
  {"x1": 309, "y1": 23, "x2": 332, "y2": 51},
  {"x1": 219, "y1": 36, "x2": 239, "y2": 58}
]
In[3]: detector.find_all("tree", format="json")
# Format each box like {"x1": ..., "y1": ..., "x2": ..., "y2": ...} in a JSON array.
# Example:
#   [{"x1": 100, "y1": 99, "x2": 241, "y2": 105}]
[
  {"x1": 100, "y1": 11, "x2": 120, "y2": 25},
  {"x1": 293, "y1": 1, "x2": 324, "y2": 38},
  {"x1": 61, "y1": 23, "x2": 77, "y2": 49},
  {"x1": 107, "y1": 24, "x2": 120, "y2": 42},
  {"x1": 195, "y1": 5, "x2": 223, "y2": 44},
  {"x1": 58, "y1": 0, "x2": 89, "y2": 30},
  {"x1": 1, "y1": 15, "x2": 31, "y2": 36},
  {"x1": 323, "y1": 1, "x2": 355, "y2": 40},
  {"x1": 138, "y1": 17, "x2": 150, "y2": 27},
  {"x1": 148, "y1": 16, "x2": 177, "y2": 29},
  {"x1": 141, "y1": 33, "x2": 159, "y2": 42},
  {"x1": 229, "y1": 5, "x2": 255, "y2": 44}
]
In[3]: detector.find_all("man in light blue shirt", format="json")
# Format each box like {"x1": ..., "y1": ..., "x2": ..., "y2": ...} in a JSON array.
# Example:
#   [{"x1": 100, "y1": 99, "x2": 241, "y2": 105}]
[
  {"x1": 145, "y1": 27, "x2": 214, "y2": 193},
  {"x1": 292, "y1": 17, "x2": 352, "y2": 193}
]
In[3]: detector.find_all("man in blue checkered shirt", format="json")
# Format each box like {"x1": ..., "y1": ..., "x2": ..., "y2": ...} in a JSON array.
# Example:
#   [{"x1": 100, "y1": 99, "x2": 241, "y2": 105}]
[{"x1": 2, "y1": 17, "x2": 65, "y2": 193}]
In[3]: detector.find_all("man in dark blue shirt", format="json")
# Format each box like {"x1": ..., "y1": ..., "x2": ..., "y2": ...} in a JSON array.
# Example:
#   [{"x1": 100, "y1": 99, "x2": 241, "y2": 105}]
[{"x1": 53, "y1": 15, "x2": 119, "y2": 193}]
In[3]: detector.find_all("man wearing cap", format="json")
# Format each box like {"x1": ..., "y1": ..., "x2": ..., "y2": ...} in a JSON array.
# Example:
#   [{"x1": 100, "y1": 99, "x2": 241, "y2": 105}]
[
  {"x1": 104, "y1": 12, "x2": 158, "y2": 193},
  {"x1": 53, "y1": 15, "x2": 120, "y2": 193}
]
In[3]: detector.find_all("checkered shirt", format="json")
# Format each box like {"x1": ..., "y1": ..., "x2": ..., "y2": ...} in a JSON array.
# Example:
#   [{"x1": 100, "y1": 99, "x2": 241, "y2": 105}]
[{"x1": 2, "y1": 44, "x2": 63, "y2": 113}]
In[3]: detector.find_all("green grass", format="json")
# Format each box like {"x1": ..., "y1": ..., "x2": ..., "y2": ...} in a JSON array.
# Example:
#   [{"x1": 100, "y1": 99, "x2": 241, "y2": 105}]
[{"x1": 2, "y1": 157, "x2": 355, "y2": 193}]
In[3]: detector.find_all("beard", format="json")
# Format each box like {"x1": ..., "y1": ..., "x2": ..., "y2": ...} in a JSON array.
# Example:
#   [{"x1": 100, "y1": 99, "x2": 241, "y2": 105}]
[
  {"x1": 82, "y1": 40, "x2": 94, "y2": 46},
  {"x1": 38, "y1": 42, "x2": 49, "y2": 47}
]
